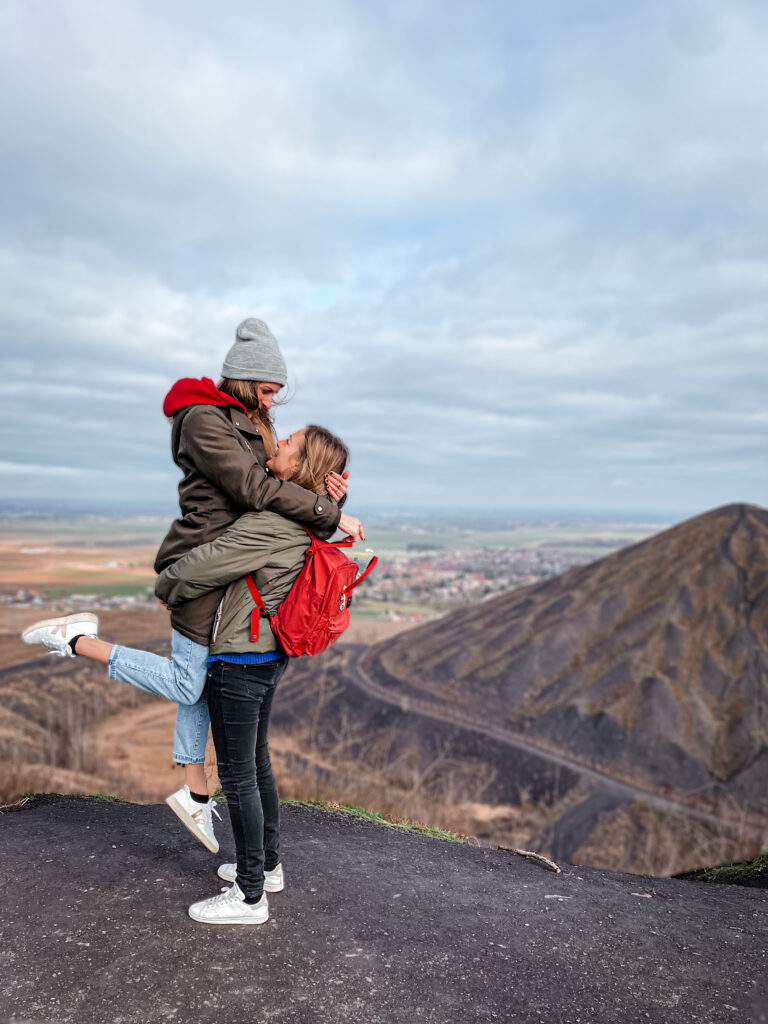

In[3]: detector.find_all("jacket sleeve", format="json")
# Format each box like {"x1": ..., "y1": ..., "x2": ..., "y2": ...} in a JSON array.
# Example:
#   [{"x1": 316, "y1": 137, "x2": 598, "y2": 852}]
[
  {"x1": 180, "y1": 407, "x2": 341, "y2": 537},
  {"x1": 155, "y1": 514, "x2": 274, "y2": 606}
]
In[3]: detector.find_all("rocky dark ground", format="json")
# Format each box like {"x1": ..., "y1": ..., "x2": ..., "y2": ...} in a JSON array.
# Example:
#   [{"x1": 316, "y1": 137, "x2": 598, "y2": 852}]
[{"x1": 1, "y1": 795, "x2": 766, "y2": 1024}]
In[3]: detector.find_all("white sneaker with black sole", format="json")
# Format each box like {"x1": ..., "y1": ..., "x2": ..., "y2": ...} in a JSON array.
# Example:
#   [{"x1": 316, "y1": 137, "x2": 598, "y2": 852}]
[
  {"x1": 217, "y1": 862, "x2": 284, "y2": 891},
  {"x1": 21, "y1": 613, "x2": 99, "y2": 658},
  {"x1": 165, "y1": 785, "x2": 221, "y2": 853},
  {"x1": 188, "y1": 882, "x2": 268, "y2": 925}
]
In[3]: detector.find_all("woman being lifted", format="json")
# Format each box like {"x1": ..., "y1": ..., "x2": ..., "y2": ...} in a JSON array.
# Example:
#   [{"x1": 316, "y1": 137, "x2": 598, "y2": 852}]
[{"x1": 22, "y1": 318, "x2": 363, "y2": 853}]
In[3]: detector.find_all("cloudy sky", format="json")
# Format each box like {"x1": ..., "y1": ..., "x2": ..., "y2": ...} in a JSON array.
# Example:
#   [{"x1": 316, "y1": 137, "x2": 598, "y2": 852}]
[{"x1": 1, "y1": 0, "x2": 766, "y2": 515}]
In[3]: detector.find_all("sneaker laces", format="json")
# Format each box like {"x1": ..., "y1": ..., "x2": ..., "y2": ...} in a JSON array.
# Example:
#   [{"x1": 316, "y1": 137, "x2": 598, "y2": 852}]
[
  {"x1": 191, "y1": 801, "x2": 221, "y2": 830},
  {"x1": 209, "y1": 887, "x2": 240, "y2": 907},
  {"x1": 205, "y1": 884, "x2": 250, "y2": 911},
  {"x1": 43, "y1": 640, "x2": 71, "y2": 658}
]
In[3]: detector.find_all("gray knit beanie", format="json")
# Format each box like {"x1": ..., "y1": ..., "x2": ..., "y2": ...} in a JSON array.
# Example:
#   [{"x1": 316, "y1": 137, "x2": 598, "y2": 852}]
[{"x1": 221, "y1": 318, "x2": 288, "y2": 384}]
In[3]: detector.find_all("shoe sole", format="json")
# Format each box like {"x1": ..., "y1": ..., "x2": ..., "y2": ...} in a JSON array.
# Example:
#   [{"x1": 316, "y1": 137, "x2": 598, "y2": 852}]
[
  {"x1": 22, "y1": 612, "x2": 99, "y2": 642},
  {"x1": 165, "y1": 793, "x2": 219, "y2": 854},
  {"x1": 217, "y1": 865, "x2": 284, "y2": 892},
  {"x1": 188, "y1": 907, "x2": 269, "y2": 925}
]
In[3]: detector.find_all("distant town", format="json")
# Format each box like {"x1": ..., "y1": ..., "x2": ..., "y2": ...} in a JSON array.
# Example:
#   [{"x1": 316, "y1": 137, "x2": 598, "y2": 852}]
[
  {"x1": 1, "y1": 588, "x2": 156, "y2": 613},
  {"x1": 2, "y1": 535, "x2": 638, "y2": 622},
  {"x1": 0, "y1": 506, "x2": 669, "y2": 626},
  {"x1": 357, "y1": 539, "x2": 633, "y2": 619}
]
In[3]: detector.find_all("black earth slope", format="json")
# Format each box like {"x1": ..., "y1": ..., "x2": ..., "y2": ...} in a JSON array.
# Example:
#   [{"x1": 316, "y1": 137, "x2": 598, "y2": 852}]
[
  {"x1": 0, "y1": 796, "x2": 766, "y2": 1024},
  {"x1": 362, "y1": 504, "x2": 768, "y2": 819}
]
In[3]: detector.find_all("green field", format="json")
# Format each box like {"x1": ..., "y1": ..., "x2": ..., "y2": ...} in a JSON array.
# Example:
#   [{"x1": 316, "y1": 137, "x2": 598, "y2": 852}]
[
  {"x1": 362, "y1": 523, "x2": 662, "y2": 557},
  {"x1": 351, "y1": 599, "x2": 436, "y2": 619},
  {"x1": 0, "y1": 515, "x2": 664, "y2": 555},
  {"x1": 45, "y1": 583, "x2": 155, "y2": 600},
  {"x1": 0, "y1": 516, "x2": 169, "y2": 545}
]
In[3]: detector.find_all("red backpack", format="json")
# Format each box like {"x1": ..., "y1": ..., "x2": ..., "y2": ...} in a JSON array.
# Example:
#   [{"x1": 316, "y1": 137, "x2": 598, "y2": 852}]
[{"x1": 245, "y1": 530, "x2": 378, "y2": 657}]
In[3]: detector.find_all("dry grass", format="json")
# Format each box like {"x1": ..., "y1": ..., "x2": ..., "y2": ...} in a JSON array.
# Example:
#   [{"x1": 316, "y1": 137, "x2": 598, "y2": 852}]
[
  {"x1": 0, "y1": 608, "x2": 170, "y2": 804},
  {"x1": 266, "y1": 670, "x2": 584, "y2": 856},
  {"x1": 4, "y1": 675, "x2": 761, "y2": 878},
  {"x1": 1, "y1": 609, "x2": 762, "y2": 877},
  {"x1": 571, "y1": 797, "x2": 763, "y2": 876}
]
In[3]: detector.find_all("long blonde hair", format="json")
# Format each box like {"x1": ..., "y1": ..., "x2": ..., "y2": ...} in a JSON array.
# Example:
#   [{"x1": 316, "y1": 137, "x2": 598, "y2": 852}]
[
  {"x1": 291, "y1": 426, "x2": 349, "y2": 494},
  {"x1": 217, "y1": 377, "x2": 279, "y2": 457}
]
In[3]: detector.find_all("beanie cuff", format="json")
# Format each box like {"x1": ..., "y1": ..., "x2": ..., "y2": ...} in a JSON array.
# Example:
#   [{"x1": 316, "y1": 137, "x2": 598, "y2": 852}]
[{"x1": 221, "y1": 361, "x2": 288, "y2": 385}]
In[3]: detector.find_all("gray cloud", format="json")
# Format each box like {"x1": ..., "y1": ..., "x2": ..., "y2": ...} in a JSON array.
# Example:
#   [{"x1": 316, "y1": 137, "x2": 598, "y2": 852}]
[{"x1": 0, "y1": 0, "x2": 766, "y2": 514}]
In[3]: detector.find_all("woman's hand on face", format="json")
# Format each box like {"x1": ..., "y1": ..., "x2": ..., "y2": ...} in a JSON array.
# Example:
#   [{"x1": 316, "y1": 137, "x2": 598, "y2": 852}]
[
  {"x1": 338, "y1": 513, "x2": 365, "y2": 542},
  {"x1": 325, "y1": 470, "x2": 349, "y2": 503}
]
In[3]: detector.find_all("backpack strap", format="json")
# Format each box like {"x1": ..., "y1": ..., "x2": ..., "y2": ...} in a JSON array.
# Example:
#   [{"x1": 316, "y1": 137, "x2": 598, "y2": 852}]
[
  {"x1": 303, "y1": 527, "x2": 354, "y2": 550},
  {"x1": 245, "y1": 574, "x2": 269, "y2": 642},
  {"x1": 346, "y1": 554, "x2": 379, "y2": 593},
  {"x1": 302, "y1": 527, "x2": 378, "y2": 593}
]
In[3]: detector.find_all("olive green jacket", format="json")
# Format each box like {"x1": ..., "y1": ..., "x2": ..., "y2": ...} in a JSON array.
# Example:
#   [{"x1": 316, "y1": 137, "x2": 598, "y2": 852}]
[
  {"x1": 154, "y1": 403, "x2": 340, "y2": 644},
  {"x1": 155, "y1": 511, "x2": 309, "y2": 654}
]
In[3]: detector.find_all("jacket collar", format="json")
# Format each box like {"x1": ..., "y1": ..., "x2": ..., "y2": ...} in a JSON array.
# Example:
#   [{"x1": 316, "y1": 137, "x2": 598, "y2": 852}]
[{"x1": 224, "y1": 404, "x2": 265, "y2": 438}]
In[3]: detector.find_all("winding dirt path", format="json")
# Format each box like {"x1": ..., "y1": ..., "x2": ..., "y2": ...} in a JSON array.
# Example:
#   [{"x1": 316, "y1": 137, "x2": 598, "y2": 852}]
[{"x1": 352, "y1": 645, "x2": 765, "y2": 836}]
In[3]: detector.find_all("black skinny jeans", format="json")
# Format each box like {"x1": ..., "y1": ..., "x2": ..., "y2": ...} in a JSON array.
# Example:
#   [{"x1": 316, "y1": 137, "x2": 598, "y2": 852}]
[{"x1": 207, "y1": 658, "x2": 288, "y2": 901}]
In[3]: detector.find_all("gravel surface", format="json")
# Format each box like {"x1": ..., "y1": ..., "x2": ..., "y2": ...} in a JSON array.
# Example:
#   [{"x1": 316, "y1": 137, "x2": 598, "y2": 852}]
[{"x1": 1, "y1": 795, "x2": 766, "y2": 1024}]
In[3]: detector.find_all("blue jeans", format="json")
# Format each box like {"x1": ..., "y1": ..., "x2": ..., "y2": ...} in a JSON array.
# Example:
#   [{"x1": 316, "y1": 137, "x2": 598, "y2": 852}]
[
  {"x1": 108, "y1": 628, "x2": 210, "y2": 764},
  {"x1": 207, "y1": 658, "x2": 287, "y2": 900}
]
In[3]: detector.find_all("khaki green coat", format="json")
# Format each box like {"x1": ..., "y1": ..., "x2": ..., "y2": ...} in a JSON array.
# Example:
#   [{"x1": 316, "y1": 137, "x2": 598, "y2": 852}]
[{"x1": 155, "y1": 511, "x2": 309, "y2": 654}]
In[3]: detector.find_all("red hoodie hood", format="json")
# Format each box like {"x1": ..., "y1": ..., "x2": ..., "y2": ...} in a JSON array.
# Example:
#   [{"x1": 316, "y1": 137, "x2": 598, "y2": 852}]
[{"x1": 162, "y1": 377, "x2": 248, "y2": 417}]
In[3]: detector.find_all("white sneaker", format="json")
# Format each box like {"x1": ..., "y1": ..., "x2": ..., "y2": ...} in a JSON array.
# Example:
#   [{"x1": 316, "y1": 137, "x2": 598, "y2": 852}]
[
  {"x1": 21, "y1": 613, "x2": 99, "y2": 658},
  {"x1": 188, "y1": 882, "x2": 268, "y2": 925},
  {"x1": 165, "y1": 785, "x2": 221, "y2": 854},
  {"x1": 217, "y1": 862, "x2": 284, "y2": 892}
]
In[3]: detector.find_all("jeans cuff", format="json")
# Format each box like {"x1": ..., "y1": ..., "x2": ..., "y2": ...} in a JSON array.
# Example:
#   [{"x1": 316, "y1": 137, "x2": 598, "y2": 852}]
[{"x1": 107, "y1": 645, "x2": 123, "y2": 680}]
